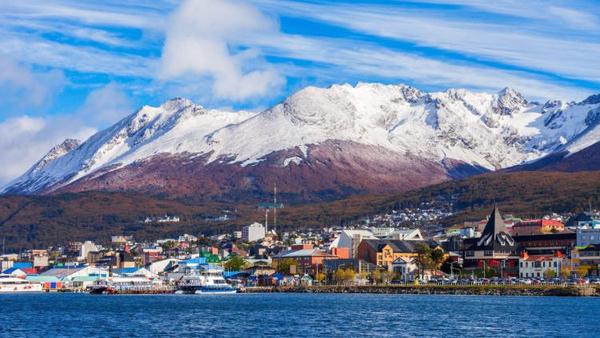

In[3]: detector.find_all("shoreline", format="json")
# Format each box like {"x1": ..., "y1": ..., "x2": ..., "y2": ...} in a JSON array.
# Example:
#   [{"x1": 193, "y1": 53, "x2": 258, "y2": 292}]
[{"x1": 243, "y1": 285, "x2": 599, "y2": 297}]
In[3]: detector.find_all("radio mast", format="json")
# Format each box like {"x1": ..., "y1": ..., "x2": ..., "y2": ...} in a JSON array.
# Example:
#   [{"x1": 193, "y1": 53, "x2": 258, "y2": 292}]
[{"x1": 273, "y1": 183, "x2": 278, "y2": 234}]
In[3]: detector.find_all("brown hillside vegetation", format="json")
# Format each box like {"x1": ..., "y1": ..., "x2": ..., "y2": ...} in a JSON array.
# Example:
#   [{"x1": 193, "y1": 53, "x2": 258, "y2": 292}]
[{"x1": 1, "y1": 171, "x2": 600, "y2": 250}]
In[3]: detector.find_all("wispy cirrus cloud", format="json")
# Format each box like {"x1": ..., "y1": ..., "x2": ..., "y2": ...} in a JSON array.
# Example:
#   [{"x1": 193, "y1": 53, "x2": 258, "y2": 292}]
[
  {"x1": 255, "y1": 0, "x2": 600, "y2": 84},
  {"x1": 411, "y1": 0, "x2": 600, "y2": 30}
]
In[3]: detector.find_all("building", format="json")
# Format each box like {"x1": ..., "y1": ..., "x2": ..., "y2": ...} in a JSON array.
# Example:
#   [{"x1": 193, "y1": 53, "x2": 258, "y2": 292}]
[
  {"x1": 273, "y1": 244, "x2": 336, "y2": 274},
  {"x1": 2, "y1": 267, "x2": 37, "y2": 277},
  {"x1": 330, "y1": 247, "x2": 350, "y2": 259},
  {"x1": 242, "y1": 222, "x2": 266, "y2": 242},
  {"x1": 112, "y1": 251, "x2": 136, "y2": 269},
  {"x1": 386, "y1": 229, "x2": 424, "y2": 241},
  {"x1": 573, "y1": 244, "x2": 600, "y2": 275},
  {"x1": 365, "y1": 228, "x2": 424, "y2": 240},
  {"x1": 577, "y1": 227, "x2": 600, "y2": 246},
  {"x1": 566, "y1": 212, "x2": 600, "y2": 228},
  {"x1": 32, "y1": 255, "x2": 49, "y2": 269},
  {"x1": 518, "y1": 251, "x2": 565, "y2": 278},
  {"x1": 463, "y1": 207, "x2": 519, "y2": 276},
  {"x1": 356, "y1": 239, "x2": 429, "y2": 270},
  {"x1": 391, "y1": 256, "x2": 418, "y2": 280},
  {"x1": 79, "y1": 241, "x2": 99, "y2": 261},
  {"x1": 40, "y1": 266, "x2": 109, "y2": 290},
  {"x1": 111, "y1": 236, "x2": 133, "y2": 246},
  {"x1": 514, "y1": 231, "x2": 576, "y2": 257},
  {"x1": 329, "y1": 230, "x2": 377, "y2": 258},
  {"x1": 148, "y1": 258, "x2": 180, "y2": 275},
  {"x1": 511, "y1": 219, "x2": 565, "y2": 236}
]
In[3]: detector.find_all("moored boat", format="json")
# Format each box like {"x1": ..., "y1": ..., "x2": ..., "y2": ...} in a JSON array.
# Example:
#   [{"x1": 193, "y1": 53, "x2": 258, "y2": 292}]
[
  {"x1": 89, "y1": 276, "x2": 172, "y2": 294},
  {"x1": 177, "y1": 265, "x2": 236, "y2": 294},
  {"x1": 0, "y1": 274, "x2": 43, "y2": 293}
]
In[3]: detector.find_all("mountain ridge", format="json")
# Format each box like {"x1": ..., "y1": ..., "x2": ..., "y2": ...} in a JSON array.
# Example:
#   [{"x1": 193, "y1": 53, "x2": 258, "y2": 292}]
[{"x1": 4, "y1": 82, "x2": 600, "y2": 202}]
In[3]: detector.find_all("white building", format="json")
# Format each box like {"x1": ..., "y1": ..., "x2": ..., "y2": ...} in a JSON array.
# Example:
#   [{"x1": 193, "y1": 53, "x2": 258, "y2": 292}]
[
  {"x1": 392, "y1": 256, "x2": 418, "y2": 279},
  {"x1": 387, "y1": 228, "x2": 424, "y2": 241},
  {"x1": 242, "y1": 222, "x2": 266, "y2": 242},
  {"x1": 367, "y1": 227, "x2": 423, "y2": 240},
  {"x1": 178, "y1": 234, "x2": 197, "y2": 242},
  {"x1": 519, "y1": 253, "x2": 564, "y2": 278},
  {"x1": 329, "y1": 230, "x2": 377, "y2": 258},
  {"x1": 79, "y1": 241, "x2": 99, "y2": 261},
  {"x1": 148, "y1": 258, "x2": 180, "y2": 275},
  {"x1": 40, "y1": 266, "x2": 109, "y2": 290}
]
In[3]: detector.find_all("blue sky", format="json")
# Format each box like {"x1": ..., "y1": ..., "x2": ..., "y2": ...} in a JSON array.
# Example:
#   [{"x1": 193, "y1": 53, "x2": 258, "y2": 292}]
[{"x1": 1, "y1": 0, "x2": 600, "y2": 184}]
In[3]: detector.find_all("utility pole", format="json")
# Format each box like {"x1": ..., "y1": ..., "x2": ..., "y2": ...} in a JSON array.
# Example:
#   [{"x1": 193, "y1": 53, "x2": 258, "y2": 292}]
[
  {"x1": 273, "y1": 183, "x2": 277, "y2": 234},
  {"x1": 483, "y1": 261, "x2": 486, "y2": 279},
  {"x1": 264, "y1": 208, "x2": 269, "y2": 234}
]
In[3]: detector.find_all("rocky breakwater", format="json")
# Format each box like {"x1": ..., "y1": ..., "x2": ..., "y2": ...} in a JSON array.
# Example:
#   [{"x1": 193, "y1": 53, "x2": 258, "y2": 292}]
[{"x1": 244, "y1": 285, "x2": 599, "y2": 297}]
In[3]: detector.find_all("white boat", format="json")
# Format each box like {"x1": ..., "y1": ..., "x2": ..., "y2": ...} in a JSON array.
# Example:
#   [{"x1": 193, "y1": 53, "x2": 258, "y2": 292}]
[
  {"x1": 89, "y1": 276, "x2": 170, "y2": 294},
  {"x1": 0, "y1": 274, "x2": 43, "y2": 293},
  {"x1": 177, "y1": 265, "x2": 236, "y2": 294}
]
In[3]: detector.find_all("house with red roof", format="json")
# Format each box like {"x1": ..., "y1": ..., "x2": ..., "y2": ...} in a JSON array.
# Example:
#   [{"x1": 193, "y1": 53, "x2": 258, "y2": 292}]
[{"x1": 519, "y1": 250, "x2": 565, "y2": 278}]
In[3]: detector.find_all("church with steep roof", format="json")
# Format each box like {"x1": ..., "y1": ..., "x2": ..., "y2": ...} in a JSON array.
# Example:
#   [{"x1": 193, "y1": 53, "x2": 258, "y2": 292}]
[{"x1": 463, "y1": 207, "x2": 519, "y2": 277}]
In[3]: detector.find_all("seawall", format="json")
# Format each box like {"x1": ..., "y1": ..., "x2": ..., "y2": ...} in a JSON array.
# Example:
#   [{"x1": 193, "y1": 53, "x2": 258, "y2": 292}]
[{"x1": 244, "y1": 285, "x2": 598, "y2": 297}]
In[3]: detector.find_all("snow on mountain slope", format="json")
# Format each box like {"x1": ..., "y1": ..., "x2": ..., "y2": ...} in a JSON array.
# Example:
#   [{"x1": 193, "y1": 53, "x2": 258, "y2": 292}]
[
  {"x1": 205, "y1": 83, "x2": 595, "y2": 170},
  {"x1": 3, "y1": 83, "x2": 600, "y2": 197},
  {"x1": 3, "y1": 98, "x2": 255, "y2": 194}
]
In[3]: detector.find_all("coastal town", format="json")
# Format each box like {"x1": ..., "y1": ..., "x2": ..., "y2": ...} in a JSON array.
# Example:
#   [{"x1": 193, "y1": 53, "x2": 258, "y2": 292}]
[{"x1": 2, "y1": 206, "x2": 600, "y2": 295}]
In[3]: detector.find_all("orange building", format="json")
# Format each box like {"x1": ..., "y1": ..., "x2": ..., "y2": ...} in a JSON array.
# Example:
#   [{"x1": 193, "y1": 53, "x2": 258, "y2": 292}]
[
  {"x1": 330, "y1": 247, "x2": 350, "y2": 259},
  {"x1": 511, "y1": 219, "x2": 565, "y2": 236},
  {"x1": 357, "y1": 239, "x2": 430, "y2": 269}
]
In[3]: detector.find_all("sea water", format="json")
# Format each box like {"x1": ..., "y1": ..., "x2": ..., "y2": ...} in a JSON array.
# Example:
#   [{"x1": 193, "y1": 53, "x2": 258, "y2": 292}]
[{"x1": 0, "y1": 293, "x2": 597, "y2": 337}]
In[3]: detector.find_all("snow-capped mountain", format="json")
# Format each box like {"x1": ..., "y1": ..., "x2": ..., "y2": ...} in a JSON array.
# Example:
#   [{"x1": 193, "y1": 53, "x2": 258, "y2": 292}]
[{"x1": 4, "y1": 83, "x2": 600, "y2": 202}]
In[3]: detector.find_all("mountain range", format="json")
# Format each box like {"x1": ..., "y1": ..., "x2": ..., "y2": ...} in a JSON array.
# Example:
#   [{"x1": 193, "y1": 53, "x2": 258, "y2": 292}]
[{"x1": 4, "y1": 83, "x2": 600, "y2": 203}]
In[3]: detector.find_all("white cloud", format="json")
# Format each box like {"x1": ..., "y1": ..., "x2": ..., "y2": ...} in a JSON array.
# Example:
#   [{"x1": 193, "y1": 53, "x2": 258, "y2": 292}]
[
  {"x1": 76, "y1": 83, "x2": 133, "y2": 127},
  {"x1": 257, "y1": 0, "x2": 600, "y2": 83},
  {"x1": 547, "y1": 6, "x2": 599, "y2": 30},
  {"x1": 0, "y1": 116, "x2": 95, "y2": 186},
  {"x1": 0, "y1": 56, "x2": 66, "y2": 116},
  {"x1": 0, "y1": 65, "x2": 148, "y2": 195},
  {"x1": 0, "y1": 34, "x2": 156, "y2": 78},
  {"x1": 411, "y1": 1, "x2": 600, "y2": 30},
  {"x1": 251, "y1": 33, "x2": 591, "y2": 101},
  {"x1": 0, "y1": 1, "x2": 166, "y2": 31},
  {"x1": 159, "y1": 0, "x2": 285, "y2": 101}
]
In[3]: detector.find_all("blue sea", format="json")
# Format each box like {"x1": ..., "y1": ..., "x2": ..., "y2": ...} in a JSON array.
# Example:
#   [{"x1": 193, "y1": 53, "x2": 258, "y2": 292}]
[{"x1": 0, "y1": 293, "x2": 598, "y2": 337}]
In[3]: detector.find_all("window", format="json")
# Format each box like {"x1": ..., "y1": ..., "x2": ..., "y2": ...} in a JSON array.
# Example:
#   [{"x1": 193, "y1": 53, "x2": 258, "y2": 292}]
[
  {"x1": 466, "y1": 251, "x2": 474, "y2": 257},
  {"x1": 484, "y1": 250, "x2": 493, "y2": 256}
]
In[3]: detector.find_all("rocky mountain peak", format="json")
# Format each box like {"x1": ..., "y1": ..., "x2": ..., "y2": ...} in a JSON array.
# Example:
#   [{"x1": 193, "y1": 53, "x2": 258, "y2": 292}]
[
  {"x1": 494, "y1": 87, "x2": 528, "y2": 115},
  {"x1": 31, "y1": 138, "x2": 80, "y2": 173},
  {"x1": 581, "y1": 94, "x2": 600, "y2": 105}
]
